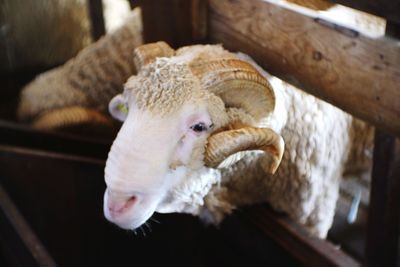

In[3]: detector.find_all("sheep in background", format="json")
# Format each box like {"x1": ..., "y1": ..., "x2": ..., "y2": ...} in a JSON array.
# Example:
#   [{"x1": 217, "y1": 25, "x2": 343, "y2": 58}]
[
  {"x1": 0, "y1": 0, "x2": 131, "y2": 73},
  {"x1": 17, "y1": 8, "x2": 143, "y2": 133},
  {"x1": 103, "y1": 42, "x2": 373, "y2": 238}
]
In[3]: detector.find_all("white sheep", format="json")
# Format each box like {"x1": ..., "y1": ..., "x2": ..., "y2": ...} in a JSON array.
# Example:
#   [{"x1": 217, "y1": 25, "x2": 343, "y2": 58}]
[
  {"x1": 17, "y1": 8, "x2": 144, "y2": 132},
  {"x1": 1, "y1": 0, "x2": 132, "y2": 73},
  {"x1": 103, "y1": 41, "x2": 373, "y2": 238}
]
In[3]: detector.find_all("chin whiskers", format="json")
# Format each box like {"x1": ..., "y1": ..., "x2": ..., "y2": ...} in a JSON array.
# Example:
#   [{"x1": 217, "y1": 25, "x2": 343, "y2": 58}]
[
  {"x1": 144, "y1": 222, "x2": 152, "y2": 233},
  {"x1": 149, "y1": 217, "x2": 160, "y2": 224},
  {"x1": 139, "y1": 226, "x2": 147, "y2": 237},
  {"x1": 131, "y1": 216, "x2": 160, "y2": 237}
]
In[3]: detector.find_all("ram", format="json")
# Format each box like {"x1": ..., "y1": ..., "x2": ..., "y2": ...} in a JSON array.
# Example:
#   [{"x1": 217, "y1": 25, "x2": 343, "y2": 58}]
[
  {"x1": 17, "y1": 9, "x2": 143, "y2": 133},
  {"x1": 103, "y1": 41, "x2": 373, "y2": 238}
]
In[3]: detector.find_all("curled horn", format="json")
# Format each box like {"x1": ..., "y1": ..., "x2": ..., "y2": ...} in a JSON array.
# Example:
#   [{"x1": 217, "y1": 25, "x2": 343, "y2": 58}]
[
  {"x1": 190, "y1": 58, "x2": 276, "y2": 121},
  {"x1": 205, "y1": 127, "x2": 284, "y2": 174},
  {"x1": 191, "y1": 57, "x2": 283, "y2": 173},
  {"x1": 133, "y1": 41, "x2": 175, "y2": 71},
  {"x1": 32, "y1": 106, "x2": 113, "y2": 130}
]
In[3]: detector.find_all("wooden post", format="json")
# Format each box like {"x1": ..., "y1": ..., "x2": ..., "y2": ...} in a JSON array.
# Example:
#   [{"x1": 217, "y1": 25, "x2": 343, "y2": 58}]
[
  {"x1": 364, "y1": 21, "x2": 400, "y2": 267},
  {"x1": 139, "y1": 0, "x2": 207, "y2": 48},
  {"x1": 87, "y1": 0, "x2": 106, "y2": 41},
  {"x1": 364, "y1": 131, "x2": 399, "y2": 267},
  {"x1": 243, "y1": 206, "x2": 360, "y2": 267}
]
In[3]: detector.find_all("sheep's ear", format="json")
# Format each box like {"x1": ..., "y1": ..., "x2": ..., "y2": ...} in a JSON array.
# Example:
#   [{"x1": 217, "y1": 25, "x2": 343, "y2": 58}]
[{"x1": 109, "y1": 94, "x2": 128, "y2": 122}]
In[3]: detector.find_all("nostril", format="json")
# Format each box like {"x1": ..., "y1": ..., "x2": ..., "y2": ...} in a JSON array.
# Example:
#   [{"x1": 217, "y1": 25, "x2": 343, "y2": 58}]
[
  {"x1": 125, "y1": 195, "x2": 137, "y2": 209},
  {"x1": 108, "y1": 195, "x2": 137, "y2": 214}
]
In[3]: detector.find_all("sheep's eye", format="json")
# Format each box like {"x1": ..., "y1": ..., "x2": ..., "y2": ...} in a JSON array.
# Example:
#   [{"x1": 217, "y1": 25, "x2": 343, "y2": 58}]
[{"x1": 191, "y1": 122, "x2": 207, "y2": 133}]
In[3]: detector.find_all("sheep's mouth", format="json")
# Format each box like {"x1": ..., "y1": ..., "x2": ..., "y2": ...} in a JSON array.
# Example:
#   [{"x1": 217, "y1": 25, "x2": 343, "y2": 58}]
[
  {"x1": 103, "y1": 189, "x2": 160, "y2": 231},
  {"x1": 105, "y1": 207, "x2": 156, "y2": 231}
]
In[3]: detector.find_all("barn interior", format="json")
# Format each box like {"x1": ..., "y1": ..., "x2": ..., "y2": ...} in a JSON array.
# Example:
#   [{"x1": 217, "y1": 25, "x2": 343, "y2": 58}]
[{"x1": 0, "y1": 1, "x2": 399, "y2": 266}]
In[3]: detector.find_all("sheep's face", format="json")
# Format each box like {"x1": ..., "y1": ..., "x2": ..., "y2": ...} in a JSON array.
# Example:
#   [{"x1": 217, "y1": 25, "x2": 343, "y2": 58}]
[{"x1": 103, "y1": 60, "x2": 228, "y2": 230}]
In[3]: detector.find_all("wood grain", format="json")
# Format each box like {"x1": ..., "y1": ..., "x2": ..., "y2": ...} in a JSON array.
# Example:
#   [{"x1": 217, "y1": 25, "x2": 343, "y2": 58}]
[
  {"x1": 191, "y1": 0, "x2": 208, "y2": 42},
  {"x1": 140, "y1": 0, "x2": 193, "y2": 47},
  {"x1": 208, "y1": 0, "x2": 400, "y2": 136}
]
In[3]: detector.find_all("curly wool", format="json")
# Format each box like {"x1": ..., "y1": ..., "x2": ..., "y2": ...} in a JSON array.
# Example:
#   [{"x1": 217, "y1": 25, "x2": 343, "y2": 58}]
[
  {"x1": 200, "y1": 58, "x2": 372, "y2": 238},
  {"x1": 124, "y1": 58, "x2": 230, "y2": 129},
  {"x1": 125, "y1": 58, "x2": 200, "y2": 116},
  {"x1": 18, "y1": 8, "x2": 143, "y2": 123},
  {"x1": 121, "y1": 44, "x2": 372, "y2": 238}
]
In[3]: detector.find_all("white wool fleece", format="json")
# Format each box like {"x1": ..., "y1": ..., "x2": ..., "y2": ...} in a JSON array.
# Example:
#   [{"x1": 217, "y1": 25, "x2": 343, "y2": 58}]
[{"x1": 156, "y1": 166, "x2": 222, "y2": 215}]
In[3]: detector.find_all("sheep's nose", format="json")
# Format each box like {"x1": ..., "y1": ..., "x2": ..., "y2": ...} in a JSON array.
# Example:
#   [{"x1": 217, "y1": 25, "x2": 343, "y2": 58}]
[{"x1": 107, "y1": 192, "x2": 137, "y2": 215}]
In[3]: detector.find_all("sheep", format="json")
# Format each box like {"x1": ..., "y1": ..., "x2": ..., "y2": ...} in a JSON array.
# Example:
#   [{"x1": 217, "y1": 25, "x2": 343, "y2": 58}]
[
  {"x1": 17, "y1": 8, "x2": 144, "y2": 133},
  {"x1": 1, "y1": 0, "x2": 132, "y2": 73},
  {"x1": 103, "y1": 41, "x2": 373, "y2": 238}
]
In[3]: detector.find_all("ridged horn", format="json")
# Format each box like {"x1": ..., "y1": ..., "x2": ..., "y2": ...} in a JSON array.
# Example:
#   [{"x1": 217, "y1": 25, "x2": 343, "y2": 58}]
[
  {"x1": 133, "y1": 41, "x2": 175, "y2": 71},
  {"x1": 190, "y1": 58, "x2": 275, "y2": 121},
  {"x1": 205, "y1": 127, "x2": 284, "y2": 174},
  {"x1": 33, "y1": 106, "x2": 113, "y2": 130}
]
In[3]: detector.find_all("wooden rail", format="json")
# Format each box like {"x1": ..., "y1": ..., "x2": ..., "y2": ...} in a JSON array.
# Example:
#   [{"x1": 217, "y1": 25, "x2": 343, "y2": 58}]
[
  {"x1": 0, "y1": 120, "x2": 110, "y2": 159},
  {"x1": 243, "y1": 206, "x2": 360, "y2": 267},
  {"x1": 208, "y1": 0, "x2": 400, "y2": 137}
]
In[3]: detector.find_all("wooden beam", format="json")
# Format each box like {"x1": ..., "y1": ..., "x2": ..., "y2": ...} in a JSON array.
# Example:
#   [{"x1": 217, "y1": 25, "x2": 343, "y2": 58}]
[
  {"x1": 208, "y1": 0, "x2": 400, "y2": 137},
  {"x1": 242, "y1": 206, "x2": 360, "y2": 267},
  {"x1": 330, "y1": 0, "x2": 400, "y2": 24},
  {"x1": 191, "y1": 0, "x2": 208, "y2": 42}
]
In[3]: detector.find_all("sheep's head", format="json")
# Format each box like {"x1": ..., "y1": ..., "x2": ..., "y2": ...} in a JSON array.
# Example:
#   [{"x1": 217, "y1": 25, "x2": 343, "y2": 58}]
[{"x1": 103, "y1": 42, "x2": 284, "y2": 230}]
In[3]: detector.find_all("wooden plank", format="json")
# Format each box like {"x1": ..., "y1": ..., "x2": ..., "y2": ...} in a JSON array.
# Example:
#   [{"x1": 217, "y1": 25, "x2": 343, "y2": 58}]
[
  {"x1": 331, "y1": 0, "x2": 400, "y2": 23},
  {"x1": 364, "y1": 132, "x2": 400, "y2": 267},
  {"x1": 0, "y1": 145, "x2": 105, "y2": 267},
  {"x1": 140, "y1": 0, "x2": 192, "y2": 47},
  {"x1": 87, "y1": 0, "x2": 106, "y2": 40},
  {"x1": 140, "y1": 0, "x2": 207, "y2": 47},
  {"x1": 208, "y1": 0, "x2": 400, "y2": 137},
  {"x1": 0, "y1": 184, "x2": 58, "y2": 267},
  {"x1": 242, "y1": 205, "x2": 360, "y2": 267},
  {"x1": 0, "y1": 120, "x2": 111, "y2": 160}
]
